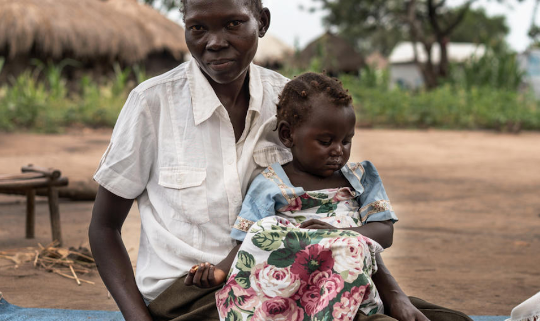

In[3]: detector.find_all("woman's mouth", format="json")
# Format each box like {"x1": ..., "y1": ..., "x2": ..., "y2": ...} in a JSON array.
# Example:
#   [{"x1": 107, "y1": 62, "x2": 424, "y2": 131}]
[{"x1": 208, "y1": 60, "x2": 234, "y2": 71}]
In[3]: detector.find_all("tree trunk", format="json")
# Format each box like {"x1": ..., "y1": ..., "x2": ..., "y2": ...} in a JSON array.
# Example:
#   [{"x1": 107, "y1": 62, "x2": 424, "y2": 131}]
[{"x1": 438, "y1": 37, "x2": 450, "y2": 78}]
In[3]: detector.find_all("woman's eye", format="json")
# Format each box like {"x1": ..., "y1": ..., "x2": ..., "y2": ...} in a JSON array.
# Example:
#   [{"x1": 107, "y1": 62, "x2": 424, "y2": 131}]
[
  {"x1": 343, "y1": 140, "x2": 351, "y2": 145},
  {"x1": 227, "y1": 20, "x2": 242, "y2": 28},
  {"x1": 189, "y1": 25, "x2": 204, "y2": 32}
]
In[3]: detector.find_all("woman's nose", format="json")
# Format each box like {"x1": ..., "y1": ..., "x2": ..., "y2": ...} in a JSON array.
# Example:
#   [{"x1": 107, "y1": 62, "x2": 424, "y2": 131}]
[{"x1": 206, "y1": 32, "x2": 229, "y2": 51}]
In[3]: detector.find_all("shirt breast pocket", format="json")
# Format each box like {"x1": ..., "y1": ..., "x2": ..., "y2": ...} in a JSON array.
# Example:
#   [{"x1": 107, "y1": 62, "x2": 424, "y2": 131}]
[{"x1": 158, "y1": 166, "x2": 210, "y2": 225}]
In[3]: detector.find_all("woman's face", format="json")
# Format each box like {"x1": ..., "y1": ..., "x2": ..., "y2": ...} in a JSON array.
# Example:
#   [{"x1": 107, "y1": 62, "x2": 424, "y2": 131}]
[{"x1": 184, "y1": 0, "x2": 268, "y2": 85}]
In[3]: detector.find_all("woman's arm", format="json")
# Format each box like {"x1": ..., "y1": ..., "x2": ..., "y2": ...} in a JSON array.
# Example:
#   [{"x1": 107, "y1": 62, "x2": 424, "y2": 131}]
[
  {"x1": 373, "y1": 253, "x2": 430, "y2": 321},
  {"x1": 89, "y1": 186, "x2": 152, "y2": 321},
  {"x1": 299, "y1": 220, "x2": 394, "y2": 248}
]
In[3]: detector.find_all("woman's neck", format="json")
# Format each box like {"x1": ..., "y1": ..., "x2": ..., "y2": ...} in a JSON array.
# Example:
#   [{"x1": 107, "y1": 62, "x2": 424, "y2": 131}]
[{"x1": 204, "y1": 69, "x2": 250, "y2": 111}]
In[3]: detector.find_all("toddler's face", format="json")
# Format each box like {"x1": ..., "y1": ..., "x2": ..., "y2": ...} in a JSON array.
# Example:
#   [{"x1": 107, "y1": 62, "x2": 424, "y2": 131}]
[
  {"x1": 289, "y1": 96, "x2": 356, "y2": 178},
  {"x1": 184, "y1": 0, "x2": 262, "y2": 85}
]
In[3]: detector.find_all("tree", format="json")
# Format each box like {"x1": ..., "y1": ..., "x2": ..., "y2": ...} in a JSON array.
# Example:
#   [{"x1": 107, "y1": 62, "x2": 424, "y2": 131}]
[
  {"x1": 528, "y1": 0, "x2": 540, "y2": 46},
  {"x1": 313, "y1": 0, "x2": 520, "y2": 89},
  {"x1": 140, "y1": 0, "x2": 178, "y2": 13},
  {"x1": 450, "y1": 8, "x2": 508, "y2": 44}
]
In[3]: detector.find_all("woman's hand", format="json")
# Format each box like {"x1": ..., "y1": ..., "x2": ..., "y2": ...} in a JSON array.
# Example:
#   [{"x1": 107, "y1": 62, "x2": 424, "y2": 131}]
[
  {"x1": 387, "y1": 295, "x2": 431, "y2": 321},
  {"x1": 299, "y1": 219, "x2": 335, "y2": 229},
  {"x1": 184, "y1": 263, "x2": 227, "y2": 288}
]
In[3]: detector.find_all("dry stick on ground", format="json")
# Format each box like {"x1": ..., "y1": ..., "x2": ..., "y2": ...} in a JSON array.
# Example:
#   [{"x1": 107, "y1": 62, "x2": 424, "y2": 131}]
[
  {"x1": 52, "y1": 269, "x2": 95, "y2": 285},
  {"x1": 33, "y1": 250, "x2": 39, "y2": 267},
  {"x1": 69, "y1": 264, "x2": 81, "y2": 286}
]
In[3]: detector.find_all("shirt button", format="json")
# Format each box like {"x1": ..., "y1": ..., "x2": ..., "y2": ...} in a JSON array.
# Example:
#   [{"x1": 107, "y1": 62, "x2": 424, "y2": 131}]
[{"x1": 227, "y1": 158, "x2": 234, "y2": 165}]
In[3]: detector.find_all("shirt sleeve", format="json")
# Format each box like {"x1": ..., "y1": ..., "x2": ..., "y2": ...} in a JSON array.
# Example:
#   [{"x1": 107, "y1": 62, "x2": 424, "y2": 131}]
[
  {"x1": 93, "y1": 90, "x2": 156, "y2": 199},
  {"x1": 358, "y1": 161, "x2": 399, "y2": 224},
  {"x1": 230, "y1": 174, "x2": 276, "y2": 241}
]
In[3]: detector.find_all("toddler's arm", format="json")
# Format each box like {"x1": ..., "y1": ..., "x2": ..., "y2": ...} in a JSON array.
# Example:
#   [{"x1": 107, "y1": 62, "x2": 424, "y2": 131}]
[
  {"x1": 184, "y1": 242, "x2": 242, "y2": 288},
  {"x1": 343, "y1": 220, "x2": 393, "y2": 248},
  {"x1": 299, "y1": 219, "x2": 394, "y2": 248}
]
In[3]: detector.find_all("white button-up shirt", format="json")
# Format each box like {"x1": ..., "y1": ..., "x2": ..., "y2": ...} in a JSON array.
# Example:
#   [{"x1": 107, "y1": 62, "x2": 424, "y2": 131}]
[{"x1": 94, "y1": 59, "x2": 291, "y2": 300}]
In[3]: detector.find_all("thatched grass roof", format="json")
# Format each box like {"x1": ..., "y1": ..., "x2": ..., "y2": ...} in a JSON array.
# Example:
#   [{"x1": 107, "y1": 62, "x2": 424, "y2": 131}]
[
  {"x1": 297, "y1": 32, "x2": 364, "y2": 74},
  {"x1": 254, "y1": 34, "x2": 294, "y2": 66},
  {"x1": 0, "y1": 0, "x2": 188, "y2": 64}
]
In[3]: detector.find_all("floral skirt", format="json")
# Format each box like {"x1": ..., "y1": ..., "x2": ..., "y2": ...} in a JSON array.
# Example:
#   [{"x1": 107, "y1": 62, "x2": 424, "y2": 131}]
[{"x1": 216, "y1": 216, "x2": 384, "y2": 321}]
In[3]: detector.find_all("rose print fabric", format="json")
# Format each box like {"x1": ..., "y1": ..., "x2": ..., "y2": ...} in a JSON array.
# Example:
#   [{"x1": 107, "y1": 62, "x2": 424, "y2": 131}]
[
  {"x1": 216, "y1": 188, "x2": 384, "y2": 321},
  {"x1": 276, "y1": 187, "x2": 362, "y2": 228}
]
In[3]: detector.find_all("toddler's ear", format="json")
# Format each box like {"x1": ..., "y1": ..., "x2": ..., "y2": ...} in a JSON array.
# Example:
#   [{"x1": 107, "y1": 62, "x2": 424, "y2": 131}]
[{"x1": 278, "y1": 120, "x2": 293, "y2": 148}]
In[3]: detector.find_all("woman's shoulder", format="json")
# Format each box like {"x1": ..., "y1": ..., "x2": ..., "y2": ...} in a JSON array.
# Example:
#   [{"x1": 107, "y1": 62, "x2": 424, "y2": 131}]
[
  {"x1": 133, "y1": 62, "x2": 189, "y2": 94},
  {"x1": 253, "y1": 64, "x2": 289, "y2": 87}
]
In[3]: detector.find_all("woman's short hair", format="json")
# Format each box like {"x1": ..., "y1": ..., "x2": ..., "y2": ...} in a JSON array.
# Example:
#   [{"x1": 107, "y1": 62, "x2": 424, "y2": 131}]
[{"x1": 180, "y1": 0, "x2": 263, "y2": 19}]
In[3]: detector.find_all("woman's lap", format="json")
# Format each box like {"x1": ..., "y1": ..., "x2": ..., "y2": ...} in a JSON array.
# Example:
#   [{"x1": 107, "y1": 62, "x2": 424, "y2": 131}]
[
  {"x1": 147, "y1": 275, "x2": 221, "y2": 321},
  {"x1": 355, "y1": 297, "x2": 472, "y2": 321},
  {"x1": 148, "y1": 280, "x2": 471, "y2": 321}
]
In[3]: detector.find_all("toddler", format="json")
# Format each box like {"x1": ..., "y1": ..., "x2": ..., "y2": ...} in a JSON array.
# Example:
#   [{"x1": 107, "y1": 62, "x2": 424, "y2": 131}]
[{"x1": 187, "y1": 72, "x2": 398, "y2": 321}]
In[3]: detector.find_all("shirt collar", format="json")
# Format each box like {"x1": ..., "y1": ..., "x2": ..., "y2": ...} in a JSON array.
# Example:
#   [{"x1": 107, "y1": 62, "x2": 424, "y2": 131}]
[{"x1": 187, "y1": 59, "x2": 264, "y2": 126}]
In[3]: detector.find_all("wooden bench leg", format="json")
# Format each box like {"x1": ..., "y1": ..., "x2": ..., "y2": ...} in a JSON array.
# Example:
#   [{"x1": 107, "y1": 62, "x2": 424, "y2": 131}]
[
  {"x1": 47, "y1": 187, "x2": 62, "y2": 246},
  {"x1": 26, "y1": 189, "x2": 35, "y2": 239}
]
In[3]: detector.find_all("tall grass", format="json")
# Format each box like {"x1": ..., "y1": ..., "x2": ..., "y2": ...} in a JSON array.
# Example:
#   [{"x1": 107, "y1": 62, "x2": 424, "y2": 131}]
[
  {"x1": 342, "y1": 76, "x2": 539, "y2": 131},
  {"x1": 1, "y1": 55, "x2": 539, "y2": 133},
  {"x1": 0, "y1": 59, "x2": 146, "y2": 133}
]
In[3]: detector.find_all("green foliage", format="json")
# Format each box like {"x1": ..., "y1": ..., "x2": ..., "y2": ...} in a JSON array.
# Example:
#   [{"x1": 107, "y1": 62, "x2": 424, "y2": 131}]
[
  {"x1": 341, "y1": 74, "x2": 539, "y2": 132},
  {"x1": 449, "y1": 44, "x2": 525, "y2": 91},
  {"x1": 141, "y1": 0, "x2": 177, "y2": 12},
  {"x1": 0, "y1": 60, "x2": 148, "y2": 133},
  {"x1": 450, "y1": 8, "x2": 509, "y2": 44}
]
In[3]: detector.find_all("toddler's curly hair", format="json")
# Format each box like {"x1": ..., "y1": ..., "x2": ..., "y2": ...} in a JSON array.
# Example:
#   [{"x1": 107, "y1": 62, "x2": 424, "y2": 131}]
[
  {"x1": 277, "y1": 72, "x2": 353, "y2": 127},
  {"x1": 180, "y1": 0, "x2": 263, "y2": 19}
]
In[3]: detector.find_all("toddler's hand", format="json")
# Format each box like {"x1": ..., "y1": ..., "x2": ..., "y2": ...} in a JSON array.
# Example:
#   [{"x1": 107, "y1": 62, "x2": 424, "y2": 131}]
[
  {"x1": 300, "y1": 219, "x2": 335, "y2": 230},
  {"x1": 184, "y1": 263, "x2": 227, "y2": 288}
]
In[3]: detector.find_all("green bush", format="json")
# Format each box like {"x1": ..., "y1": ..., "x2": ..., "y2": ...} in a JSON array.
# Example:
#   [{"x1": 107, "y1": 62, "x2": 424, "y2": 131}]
[
  {"x1": 345, "y1": 78, "x2": 539, "y2": 131},
  {"x1": 1, "y1": 59, "x2": 538, "y2": 133},
  {"x1": 0, "y1": 59, "x2": 146, "y2": 133}
]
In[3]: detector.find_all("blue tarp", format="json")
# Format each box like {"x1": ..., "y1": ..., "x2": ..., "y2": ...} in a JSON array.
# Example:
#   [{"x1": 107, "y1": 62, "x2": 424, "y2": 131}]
[
  {"x1": 0, "y1": 298, "x2": 509, "y2": 321},
  {"x1": 0, "y1": 299, "x2": 124, "y2": 321}
]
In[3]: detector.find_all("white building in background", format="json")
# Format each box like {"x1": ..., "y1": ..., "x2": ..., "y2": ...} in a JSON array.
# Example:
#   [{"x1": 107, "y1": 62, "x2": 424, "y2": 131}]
[
  {"x1": 518, "y1": 49, "x2": 540, "y2": 98},
  {"x1": 389, "y1": 42, "x2": 486, "y2": 89}
]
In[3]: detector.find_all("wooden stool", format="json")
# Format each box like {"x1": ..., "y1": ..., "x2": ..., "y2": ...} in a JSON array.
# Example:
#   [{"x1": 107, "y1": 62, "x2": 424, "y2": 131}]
[{"x1": 0, "y1": 165, "x2": 69, "y2": 246}]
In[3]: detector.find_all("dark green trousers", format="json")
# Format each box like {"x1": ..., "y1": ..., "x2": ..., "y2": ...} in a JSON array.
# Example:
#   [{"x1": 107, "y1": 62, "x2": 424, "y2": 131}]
[{"x1": 148, "y1": 276, "x2": 472, "y2": 321}]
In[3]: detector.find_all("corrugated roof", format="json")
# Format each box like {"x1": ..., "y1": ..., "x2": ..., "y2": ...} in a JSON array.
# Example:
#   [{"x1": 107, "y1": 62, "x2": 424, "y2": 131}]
[{"x1": 389, "y1": 42, "x2": 486, "y2": 64}]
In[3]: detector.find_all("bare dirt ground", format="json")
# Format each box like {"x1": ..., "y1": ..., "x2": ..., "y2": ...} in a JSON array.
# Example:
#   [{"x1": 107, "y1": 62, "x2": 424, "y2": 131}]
[{"x1": 0, "y1": 128, "x2": 539, "y2": 316}]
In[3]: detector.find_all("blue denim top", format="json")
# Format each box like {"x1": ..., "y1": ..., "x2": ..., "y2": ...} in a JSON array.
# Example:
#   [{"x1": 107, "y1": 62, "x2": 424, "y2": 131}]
[{"x1": 231, "y1": 161, "x2": 398, "y2": 241}]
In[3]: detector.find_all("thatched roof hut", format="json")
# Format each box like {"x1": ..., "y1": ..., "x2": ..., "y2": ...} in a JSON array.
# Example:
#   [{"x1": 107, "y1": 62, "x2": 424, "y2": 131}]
[
  {"x1": 0, "y1": 0, "x2": 187, "y2": 64},
  {"x1": 296, "y1": 32, "x2": 364, "y2": 75},
  {"x1": 254, "y1": 34, "x2": 294, "y2": 69}
]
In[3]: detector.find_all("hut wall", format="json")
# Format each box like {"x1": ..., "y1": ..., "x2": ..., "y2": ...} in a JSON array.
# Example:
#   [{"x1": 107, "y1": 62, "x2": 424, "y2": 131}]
[{"x1": 144, "y1": 51, "x2": 184, "y2": 77}]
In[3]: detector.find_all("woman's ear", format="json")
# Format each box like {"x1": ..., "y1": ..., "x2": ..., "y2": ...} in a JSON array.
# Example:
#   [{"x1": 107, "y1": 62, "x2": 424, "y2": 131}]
[
  {"x1": 278, "y1": 120, "x2": 294, "y2": 148},
  {"x1": 258, "y1": 8, "x2": 271, "y2": 38}
]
